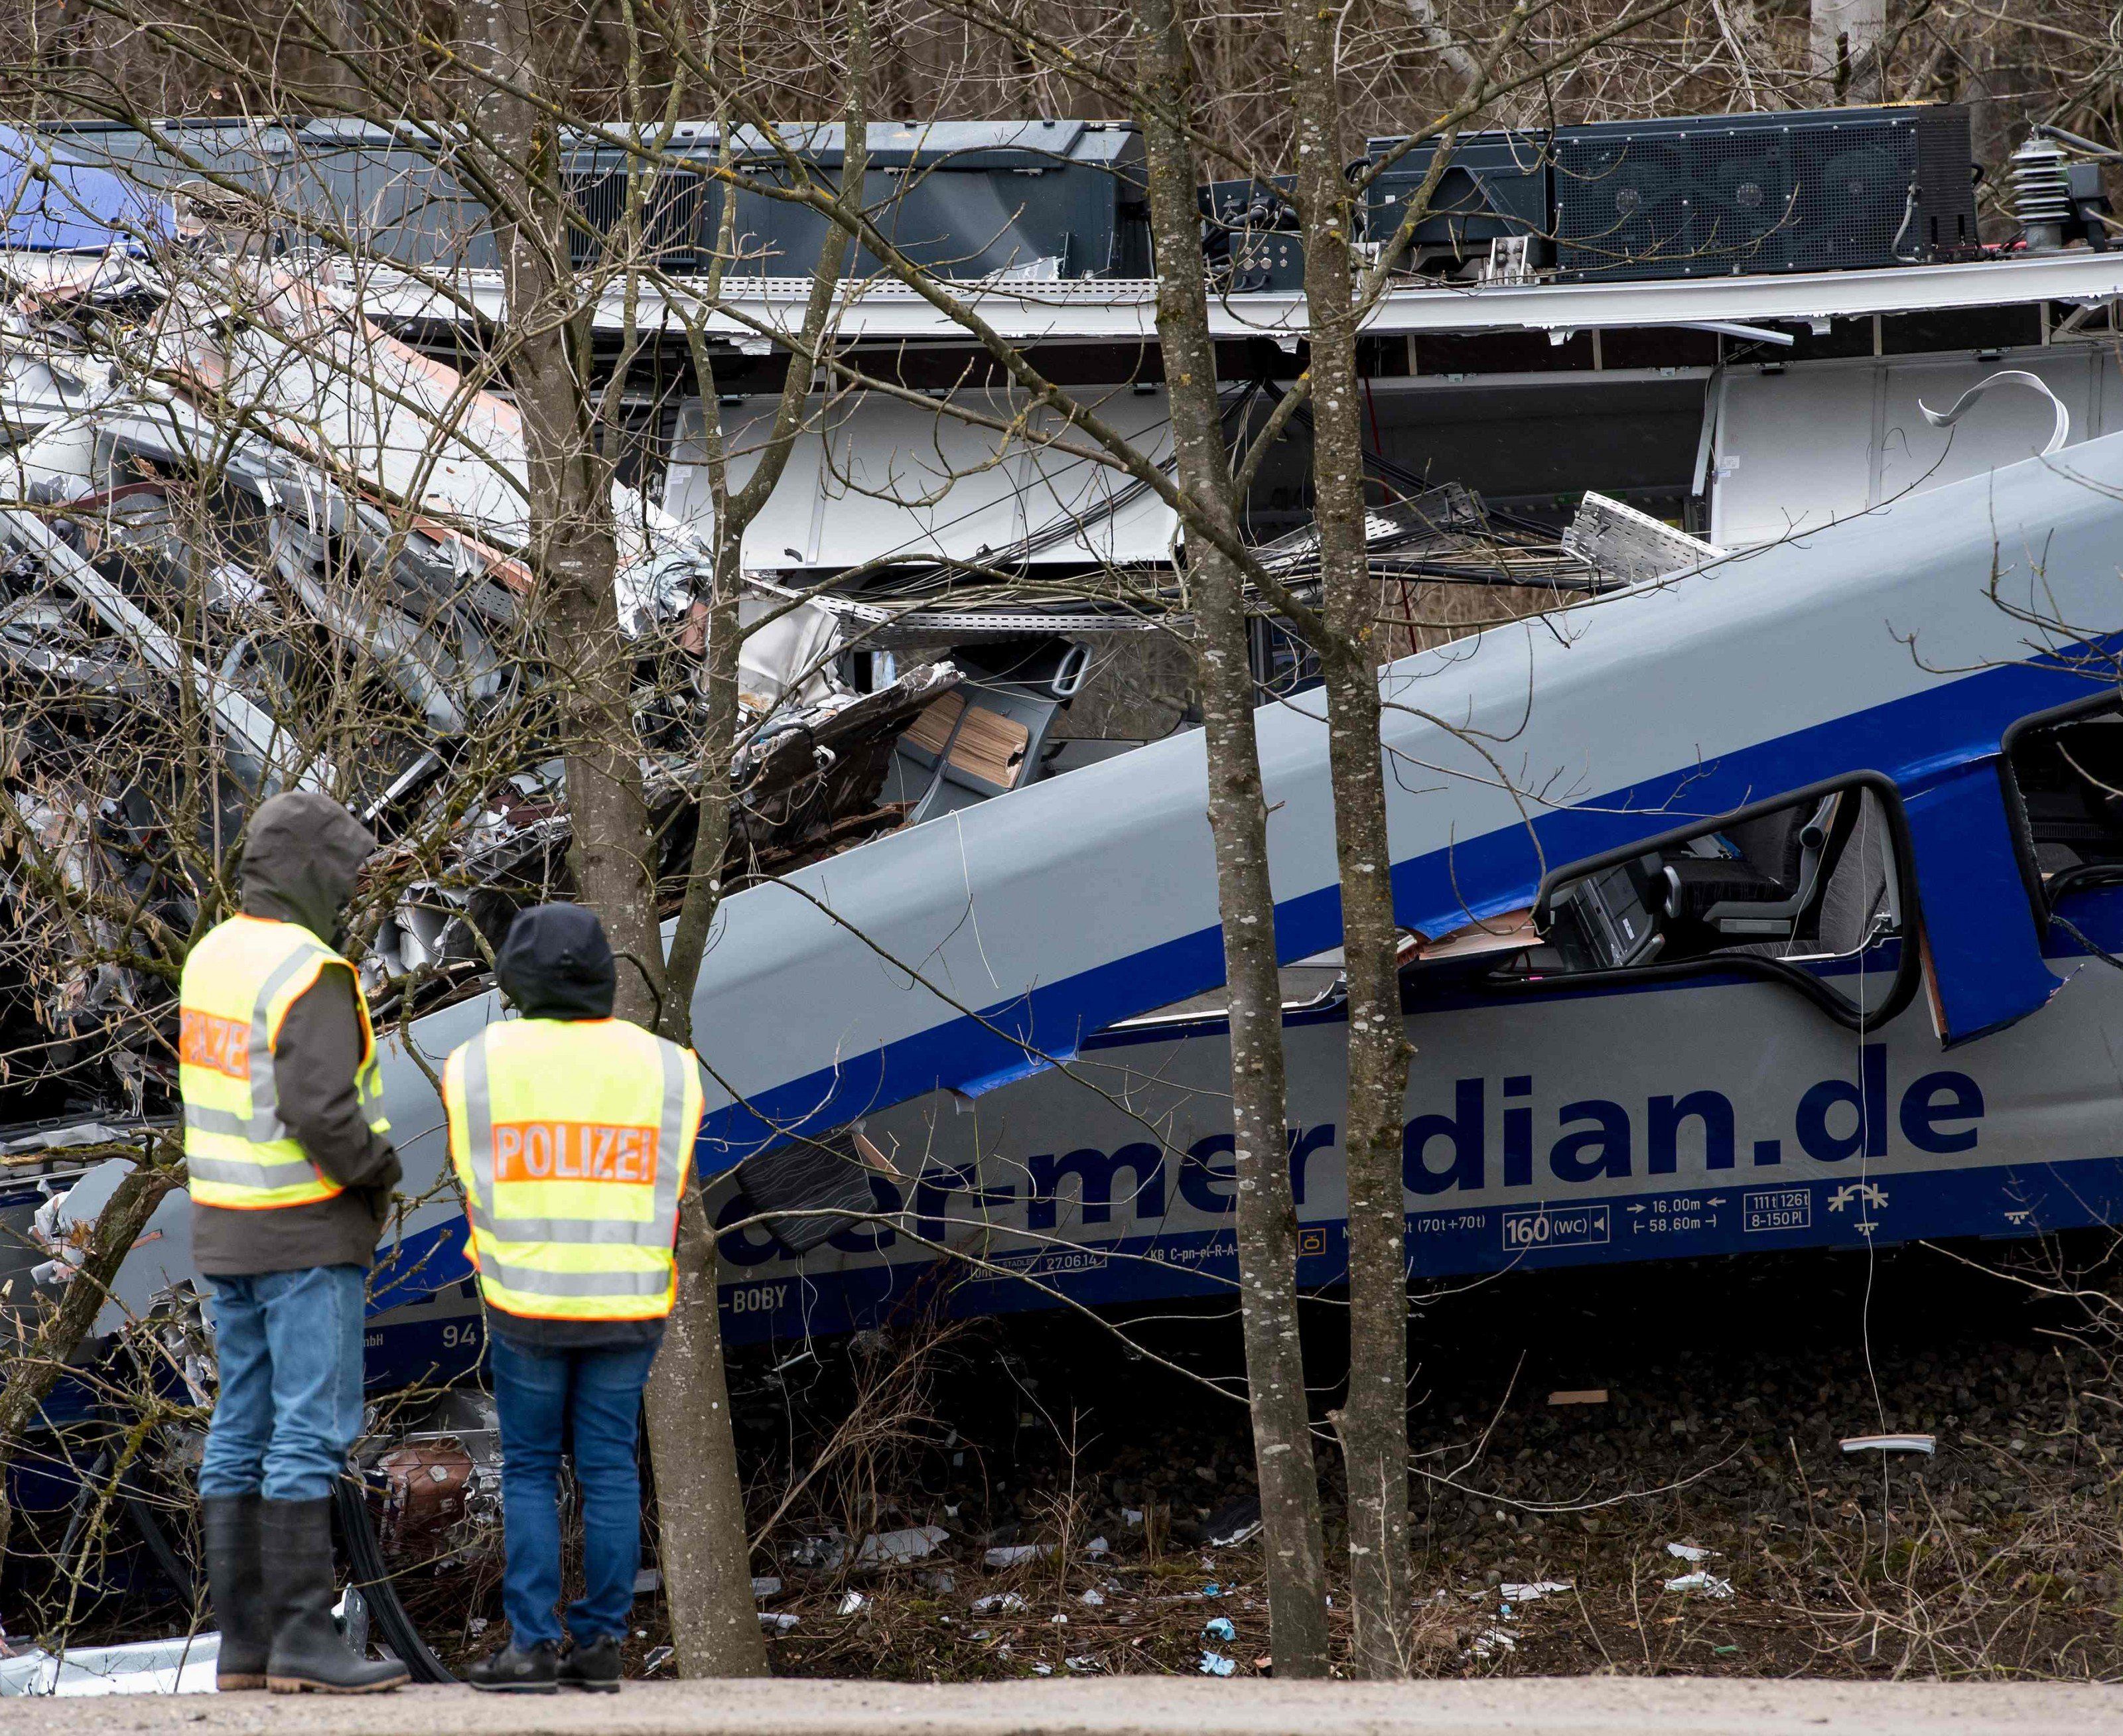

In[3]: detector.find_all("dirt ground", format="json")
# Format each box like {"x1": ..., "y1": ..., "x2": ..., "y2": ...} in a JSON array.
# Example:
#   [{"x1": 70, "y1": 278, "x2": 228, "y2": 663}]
[
  {"x1": 13, "y1": 1233, "x2": 2123, "y2": 1686},
  {"x1": 12, "y1": 1677, "x2": 2123, "y2": 1736},
  {"x1": 645, "y1": 1234, "x2": 2123, "y2": 1685}
]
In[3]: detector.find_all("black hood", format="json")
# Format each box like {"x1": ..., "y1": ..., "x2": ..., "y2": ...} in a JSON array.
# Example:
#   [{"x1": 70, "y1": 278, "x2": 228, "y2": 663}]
[
  {"x1": 496, "y1": 903, "x2": 616, "y2": 1022},
  {"x1": 240, "y1": 792, "x2": 377, "y2": 944}
]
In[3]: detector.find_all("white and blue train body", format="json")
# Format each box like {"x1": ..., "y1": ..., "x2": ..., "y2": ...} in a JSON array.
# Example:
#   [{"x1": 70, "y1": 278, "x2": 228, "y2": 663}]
[{"x1": 82, "y1": 415, "x2": 2123, "y2": 1389}]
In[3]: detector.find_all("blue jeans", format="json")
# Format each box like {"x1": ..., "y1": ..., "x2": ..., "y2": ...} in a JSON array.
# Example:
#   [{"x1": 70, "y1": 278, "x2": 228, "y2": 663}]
[
  {"x1": 199, "y1": 1266, "x2": 367, "y2": 1504},
  {"x1": 489, "y1": 1335, "x2": 661, "y2": 1648}
]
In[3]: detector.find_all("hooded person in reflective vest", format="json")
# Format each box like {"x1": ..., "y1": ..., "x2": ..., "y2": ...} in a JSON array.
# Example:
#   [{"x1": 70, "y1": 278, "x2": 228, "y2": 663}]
[
  {"x1": 181, "y1": 791, "x2": 408, "y2": 1696},
  {"x1": 444, "y1": 903, "x2": 703, "y2": 1694}
]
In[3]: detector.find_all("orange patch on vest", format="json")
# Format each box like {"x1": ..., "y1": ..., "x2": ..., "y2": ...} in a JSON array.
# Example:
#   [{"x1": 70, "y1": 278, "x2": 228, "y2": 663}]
[
  {"x1": 180, "y1": 1008, "x2": 251, "y2": 1080},
  {"x1": 492, "y1": 1120, "x2": 659, "y2": 1185}
]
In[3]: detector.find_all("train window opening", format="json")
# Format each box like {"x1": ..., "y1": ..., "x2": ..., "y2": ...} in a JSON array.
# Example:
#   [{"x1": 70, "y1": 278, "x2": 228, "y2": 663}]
[
  {"x1": 1446, "y1": 778, "x2": 1917, "y2": 1028},
  {"x1": 2005, "y1": 701, "x2": 2123, "y2": 903}
]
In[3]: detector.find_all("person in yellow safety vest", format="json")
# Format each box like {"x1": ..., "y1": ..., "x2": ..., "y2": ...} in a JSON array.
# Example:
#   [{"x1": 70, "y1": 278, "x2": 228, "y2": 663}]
[
  {"x1": 183, "y1": 793, "x2": 408, "y2": 1696},
  {"x1": 444, "y1": 903, "x2": 704, "y2": 1695}
]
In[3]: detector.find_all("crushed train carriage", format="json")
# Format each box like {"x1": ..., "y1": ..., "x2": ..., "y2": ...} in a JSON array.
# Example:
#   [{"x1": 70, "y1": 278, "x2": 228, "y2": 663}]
[
  {"x1": 5, "y1": 106, "x2": 2123, "y2": 1392},
  {"x1": 63, "y1": 421, "x2": 2123, "y2": 1384}
]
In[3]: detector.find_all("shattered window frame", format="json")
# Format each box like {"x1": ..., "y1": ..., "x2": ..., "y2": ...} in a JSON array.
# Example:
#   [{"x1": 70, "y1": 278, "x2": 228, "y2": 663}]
[
  {"x1": 2000, "y1": 689, "x2": 2123, "y2": 924},
  {"x1": 1473, "y1": 770, "x2": 1925, "y2": 1032}
]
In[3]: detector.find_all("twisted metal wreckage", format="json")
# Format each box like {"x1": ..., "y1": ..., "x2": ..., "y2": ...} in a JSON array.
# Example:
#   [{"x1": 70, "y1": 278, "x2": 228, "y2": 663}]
[
  {"x1": 8, "y1": 103, "x2": 2123, "y2": 1679},
  {"x1": 0, "y1": 245, "x2": 971, "y2": 1041}
]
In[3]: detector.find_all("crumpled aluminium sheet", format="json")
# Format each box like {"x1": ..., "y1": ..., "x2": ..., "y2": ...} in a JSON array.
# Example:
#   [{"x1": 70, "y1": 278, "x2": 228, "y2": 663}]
[{"x1": 0, "y1": 249, "x2": 927, "y2": 1112}]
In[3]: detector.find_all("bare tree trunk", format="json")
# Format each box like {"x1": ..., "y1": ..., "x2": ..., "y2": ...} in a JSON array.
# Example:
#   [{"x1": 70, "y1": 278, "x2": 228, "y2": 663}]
[
  {"x1": 640, "y1": 64, "x2": 868, "y2": 1698},
  {"x1": 640, "y1": 1191, "x2": 767, "y2": 1677},
  {"x1": 1194, "y1": 545, "x2": 1335, "y2": 1680},
  {"x1": 634, "y1": 533, "x2": 766, "y2": 1674},
  {"x1": 662, "y1": 28, "x2": 867, "y2": 1045},
  {"x1": 657, "y1": 525, "x2": 745, "y2": 1041},
  {"x1": 461, "y1": 0, "x2": 756, "y2": 1676},
  {"x1": 641, "y1": 66, "x2": 871, "y2": 1684},
  {"x1": 322, "y1": 0, "x2": 368, "y2": 107},
  {"x1": 1282, "y1": 0, "x2": 1412, "y2": 1678},
  {"x1": 0, "y1": 1144, "x2": 183, "y2": 1568},
  {"x1": 878, "y1": 0, "x2": 918, "y2": 119},
  {"x1": 1132, "y1": 0, "x2": 1330, "y2": 1677},
  {"x1": 1811, "y1": 0, "x2": 1884, "y2": 98},
  {"x1": 1396, "y1": 0, "x2": 1479, "y2": 84},
  {"x1": 465, "y1": 0, "x2": 668, "y2": 1030}
]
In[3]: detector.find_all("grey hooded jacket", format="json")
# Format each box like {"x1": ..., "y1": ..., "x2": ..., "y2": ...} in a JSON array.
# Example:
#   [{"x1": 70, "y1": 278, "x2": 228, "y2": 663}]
[{"x1": 189, "y1": 793, "x2": 404, "y2": 1277}]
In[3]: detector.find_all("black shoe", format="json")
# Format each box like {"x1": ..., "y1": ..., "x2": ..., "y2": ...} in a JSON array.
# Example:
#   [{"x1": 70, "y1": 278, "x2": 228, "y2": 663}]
[
  {"x1": 259, "y1": 1498, "x2": 409, "y2": 1695},
  {"x1": 202, "y1": 1495, "x2": 269, "y2": 1691},
  {"x1": 558, "y1": 1634, "x2": 622, "y2": 1692},
  {"x1": 468, "y1": 1640, "x2": 560, "y2": 1694}
]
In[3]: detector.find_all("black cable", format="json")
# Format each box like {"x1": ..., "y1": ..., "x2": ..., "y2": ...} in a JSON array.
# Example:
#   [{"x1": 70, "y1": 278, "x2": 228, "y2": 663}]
[
  {"x1": 2039, "y1": 864, "x2": 2123, "y2": 968},
  {"x1": 2045, "y1": 862, "x2": 2123, "y2": 904},
  {"x1": 119, "y1": 1477, "x2": 196, "y2": 1604},
  {"x1": 55, "y1": 1449, "x2": 114, "y2": 1573},
  {"x1": 331, "y1": 1477, "x2": 458, "y2": 1683},
  {"x1": 1269, "y1": 555, "x2": 1610, "y2": 592},
  {"x1": 1263, "y1": 375, "x2": 1437, "y2": 499},
  {"x1": 2035, "y1": 123, "x2": 2123, "y2": 162}
]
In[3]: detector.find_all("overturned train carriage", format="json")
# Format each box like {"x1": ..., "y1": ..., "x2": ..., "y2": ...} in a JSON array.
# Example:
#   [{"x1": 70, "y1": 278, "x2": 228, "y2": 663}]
[{"x1": 78, "y1": 429, "x2": 2123, "y2": 1383}]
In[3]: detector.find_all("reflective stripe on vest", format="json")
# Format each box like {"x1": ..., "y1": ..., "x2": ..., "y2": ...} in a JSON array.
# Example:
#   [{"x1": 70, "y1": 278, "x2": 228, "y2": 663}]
[
  {"x1": 446, "y1": 1020, "x2": 701, "y2": 1322},
  {"x1": 180, "y1": 915, "x2": 387, "y2": 1210}
]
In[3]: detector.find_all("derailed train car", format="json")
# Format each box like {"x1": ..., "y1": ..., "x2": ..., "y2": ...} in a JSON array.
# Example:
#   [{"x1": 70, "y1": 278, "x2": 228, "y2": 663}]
[
  {"x1": 663, "y1": 429, "x2": 2123, "y2": 1349},
  {"x1": 84, "y1": 422, "x2": 2123, "y2": 1385}
]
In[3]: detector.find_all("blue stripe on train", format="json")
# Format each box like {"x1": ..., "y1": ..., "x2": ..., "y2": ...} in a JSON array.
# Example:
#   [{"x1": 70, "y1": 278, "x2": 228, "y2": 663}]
[
  {"x1": 696, "y1": 1152, "x2": 2123, "y2": 1347},
  {"x1": 690, "y1": 649, "x2": 2102, "y2": 1169},
  {"x1": 358, "y1": 1150, "x2": 2123, "y2": 1378}
]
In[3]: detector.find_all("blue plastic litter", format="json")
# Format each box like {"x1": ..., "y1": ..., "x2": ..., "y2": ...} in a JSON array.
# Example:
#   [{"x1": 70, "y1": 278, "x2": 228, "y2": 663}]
[
  {"x1": 1198, "y1": 1650, "x2": 1237, "y2": 1677},
  {"x1": 1202, "y1": 1616, "x2": 1237, "y2": 1642}
]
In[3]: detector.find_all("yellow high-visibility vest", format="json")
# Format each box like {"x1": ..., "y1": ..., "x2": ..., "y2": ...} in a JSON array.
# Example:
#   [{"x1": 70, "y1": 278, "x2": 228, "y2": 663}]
[
  {"x1": 443, "y1": 1019, "x2": 702, "y2": 1322},
  {"x1": 179, "y1": 915, "x2": 389, "y2": 1210}
]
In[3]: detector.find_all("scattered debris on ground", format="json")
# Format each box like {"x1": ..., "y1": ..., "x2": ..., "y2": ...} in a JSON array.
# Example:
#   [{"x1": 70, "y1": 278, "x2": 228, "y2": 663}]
[{"x1": 146, "y1": 1240, "x2": 2102, "y2": 1684}]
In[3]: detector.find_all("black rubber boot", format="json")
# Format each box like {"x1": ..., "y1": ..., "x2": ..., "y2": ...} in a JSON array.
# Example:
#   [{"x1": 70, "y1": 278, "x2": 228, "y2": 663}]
[
  {"x1": 558, "y1": 1634, "x2": 622, "y2": 1692},
  {"x1": 468, "y1": 1639, "x2": 560, "y2": 1694},
  {"x1": 259, "y1": 1497, "x2": 409, "y2": 1694},
  {"x1": 202, "y1": 1495, "x2": 269, "y2": 1690}
]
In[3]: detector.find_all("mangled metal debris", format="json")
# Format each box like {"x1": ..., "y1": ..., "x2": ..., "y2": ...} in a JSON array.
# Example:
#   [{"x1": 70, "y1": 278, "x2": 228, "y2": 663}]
[
  {"x1": 1558, "y1": 492, "x2": 1722, "y2": 585},
  {"x1": 1258, "y1": 482, "x2": 1608, "y2": 593},
  {"x1": 0, "y1": 1633, "x2": 221, "y2": 1697},
  {"x1": 0, "y1": 245, "x2": 987, "y2": 1113},
  {"x1": 0, "y1": 232, "x2": 1564, "y2": 1132},
  {"x1": 0, "y1": 165, "x2": 1781, "y2": 1139}
]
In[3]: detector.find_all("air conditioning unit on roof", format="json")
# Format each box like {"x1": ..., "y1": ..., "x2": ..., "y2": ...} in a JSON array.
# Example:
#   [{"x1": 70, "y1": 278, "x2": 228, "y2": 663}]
[
  {"x1": 1551, "y1": 103, "x2": 1977, "y2": 281},
  {"x1": 703, "y1": 120, "x2": 1152, "y2": 281}
]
